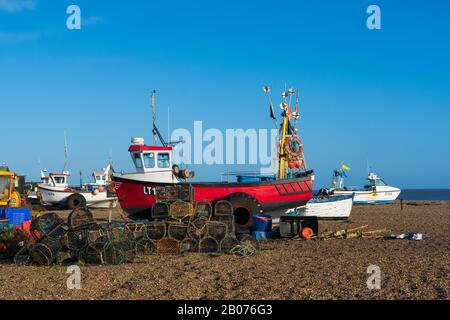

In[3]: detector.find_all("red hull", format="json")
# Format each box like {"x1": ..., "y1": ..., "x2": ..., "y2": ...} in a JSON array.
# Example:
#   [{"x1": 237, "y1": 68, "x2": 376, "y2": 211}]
[{"x1": 112, "y1": 174, "x2": 314, "y2": 219}]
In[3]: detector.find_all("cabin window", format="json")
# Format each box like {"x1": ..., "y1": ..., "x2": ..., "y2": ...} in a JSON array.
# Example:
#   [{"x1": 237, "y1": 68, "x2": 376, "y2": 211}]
[
  {"x1": 0, "y1": 176, "x2": 10, "y2": 199},
  {"x1": 375, "y1": 179, "x2": 388, "y2": 187},
  {"x1": 133, "y1": 153, "x2": 143, "y2": 169},
  {"x1": 143, "y1": 153, "x2": 156, "y2": 168},
  {"x1": 157, "y1": 153, "x2": 170, "y2": 168},
  {"x1": 54, "y1": 176, "x2": 66, "y2": 184}
]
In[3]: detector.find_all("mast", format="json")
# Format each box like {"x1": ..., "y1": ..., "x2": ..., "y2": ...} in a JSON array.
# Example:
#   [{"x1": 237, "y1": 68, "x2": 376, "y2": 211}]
[{"x1": 264, "y1": 85, "x2": 304, "y2": 180}]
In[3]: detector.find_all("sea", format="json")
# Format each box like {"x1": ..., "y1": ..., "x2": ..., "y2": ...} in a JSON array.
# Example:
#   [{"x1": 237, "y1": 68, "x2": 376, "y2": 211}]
[{"x1": 398, "y1": 189, "x2": 450, "y2": 201}]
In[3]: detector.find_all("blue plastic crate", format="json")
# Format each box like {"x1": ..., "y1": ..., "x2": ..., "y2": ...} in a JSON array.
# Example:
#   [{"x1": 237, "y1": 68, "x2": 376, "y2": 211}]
[{"x1": 4, "y1": 208, "x2": 32, "y2": 226}]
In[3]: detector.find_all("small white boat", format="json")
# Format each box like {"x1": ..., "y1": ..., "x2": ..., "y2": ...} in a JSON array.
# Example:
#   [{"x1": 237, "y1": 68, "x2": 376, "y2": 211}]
[
  {"x1": 38, "y1": 165, "x2": 117, "y2": 209},
  {"x1": 286, "y1": 194, "x2": 354, "y2": 220},
  {"x1": 332, "y1": 171, "x2": 401, "y2": 205}
]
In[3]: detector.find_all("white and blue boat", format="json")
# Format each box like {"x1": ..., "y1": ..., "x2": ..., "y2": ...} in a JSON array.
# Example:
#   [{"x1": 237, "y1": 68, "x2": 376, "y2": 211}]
[{"x1": 332, "y1": 171, "x2": 401, "y2": 205}]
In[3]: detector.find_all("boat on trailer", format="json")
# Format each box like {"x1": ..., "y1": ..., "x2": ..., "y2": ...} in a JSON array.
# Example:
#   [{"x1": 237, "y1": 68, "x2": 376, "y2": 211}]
[{"x1": 112, "y1": 87, "x2": 315, "y2": 231}]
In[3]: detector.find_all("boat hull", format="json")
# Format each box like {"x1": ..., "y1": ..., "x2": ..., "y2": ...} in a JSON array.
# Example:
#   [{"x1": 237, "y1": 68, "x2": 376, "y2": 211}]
[
  {"x1": 38, "y1": 185, "x2": 118, "y2": 209},
  {"x1": 333, "y1": 189, "x2": 401, "y2": 204},
  {"x1": 111, "y1": 173, "x2": 315, "y2": 220}
]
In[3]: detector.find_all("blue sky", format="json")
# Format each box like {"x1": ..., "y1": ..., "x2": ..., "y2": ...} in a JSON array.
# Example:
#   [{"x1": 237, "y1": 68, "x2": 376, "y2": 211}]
[{"x1": 0, "y1": 0, "x2": 449, "y2": 188}]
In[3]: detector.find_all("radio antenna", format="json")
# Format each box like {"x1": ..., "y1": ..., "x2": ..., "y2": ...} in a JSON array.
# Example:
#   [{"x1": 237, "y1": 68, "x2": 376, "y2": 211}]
[
  {"x1": 151, "y1": 90, "x2": 157, "y2": 144},
  {"x1": 62, "y1": 131, "x2": 68, "y2": 172}
]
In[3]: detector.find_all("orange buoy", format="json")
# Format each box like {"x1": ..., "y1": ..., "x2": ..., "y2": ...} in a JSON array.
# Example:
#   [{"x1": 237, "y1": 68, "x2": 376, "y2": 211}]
[
  {"x1": 98, "y1": 186, "x2": 104, "y2": 192},
  {"x1": 288, "y1": 161, "x2": 296, "y2": 169},
  {"x1": 301, "y1": 227, "x2": 315, "y2": 239}
]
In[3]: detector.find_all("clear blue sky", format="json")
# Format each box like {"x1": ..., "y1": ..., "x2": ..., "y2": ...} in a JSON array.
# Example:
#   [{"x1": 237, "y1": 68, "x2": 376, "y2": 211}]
[{"x1": 1, "y1": 0, "x2": 449, "y2": 188}]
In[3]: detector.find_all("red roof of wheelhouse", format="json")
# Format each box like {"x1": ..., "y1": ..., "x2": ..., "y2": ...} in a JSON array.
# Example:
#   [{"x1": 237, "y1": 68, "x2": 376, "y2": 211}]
[{"x1": 128, "y1": 145, "x2": 173, "y2": 152}]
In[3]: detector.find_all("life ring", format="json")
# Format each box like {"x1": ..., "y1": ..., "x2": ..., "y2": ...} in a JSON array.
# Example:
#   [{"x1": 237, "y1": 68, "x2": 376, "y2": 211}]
[{"x1": 284, "y1": 136, "x2": 304, "y2": 158}]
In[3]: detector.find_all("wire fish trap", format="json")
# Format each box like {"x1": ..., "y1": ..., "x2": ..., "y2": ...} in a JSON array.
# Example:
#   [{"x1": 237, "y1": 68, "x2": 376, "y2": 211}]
[
  {"x1": 211, "y1": 215, "x2": 235, "y2": 236},
  {"x1": 176, "y1": 186, "x2": 194, "y2": 202},
  {"x1": 219, "y1": 235, "x2": 240, "y2": 254},
  {"x1": 156, "y1": 186, "x2": 176, "y2": 202},
  {"x1": 30, "y1": 213, "x2": 65, "y2": 241},
  {"x1": 29, "y1": 238, "x2": 62, "y2": 266},
  {"x1": 14, "y1": 247, "x2": 32, "y2": 266},
  {"x1": 47, "y1": 223, "x2": 70, "y2": 241},
  {"x1": 65, "y1": 229, "x2": 90, "y2": 252},
  {"x1": 206, "y1": 221, "x2": 228, "y2": 241},
  {"x1": 195, "y1": 200, "x2": 213, "y2": 220},
  {"x1": 180, "y1": 238, "x2": 199, "y2": 254},
  {"x1": 170, "y1": 201, "x2": 194, "y2": 219},
  {"x1": 187, "y1": 218, "x2": 208, "y2": 240},
  {"x1": 68, "y1": 208, "x2": 95, "y2": 229},
  {"x1": 167, "y1": 222, "x2": 188, "y2": 241},
  {"x1": 135, "y1": 238, "x2": 156, "y2": 255},
  {"x1": 156, "y1": 237, "x2": 180, "y2": 255},
  {"x1": 114, "y1": 240, "x2": 136, "y2": 263},
  {"x1": 125, "y1": 223, "x2": 147, "y2": 240},
  {"x1": 80, "y1": 237, "x2": 109, "y2": 265},
  {"x1": 199, "y1": 236, "x2": 219, "y2": 254},
  {"x1": 152, "y1": 202, "x2": 170, "y2": 220},
  {"x1": 146, "y1": 221, "x2": 167, "y2": 241},
  {"x1": 214, "y1": 200, "x2": 233, "y2": 217}
]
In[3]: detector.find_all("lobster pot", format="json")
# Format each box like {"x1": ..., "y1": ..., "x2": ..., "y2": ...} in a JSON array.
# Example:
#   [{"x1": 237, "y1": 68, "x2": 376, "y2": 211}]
[
  {"x1": 152, "y1": 202, "x2": 170, "y2": 220},
  {"x1": 170, "y1": 201, "x2": 194, "y2": 219},
  {"x1": 156, "y1": 237, "x2": 180, "y2": 255},
  {"x1": 48, "y1": 224, "x2": 70, "y2": 241},
  {"x1": 14, "y1": 247, "x2": 31, "y2": 266},
  {"x1": 155, "y1": 186, "x2": 177, "y2": 202},
  {"x1": 103, "y1": 244, "x2": 127, "y2": 265},
  {"x1": 206, "y1": 221, "x2": 228, "y2": 241},
  {"x1": 167, "y1": 222, "x2": 188, "y2": 241},
  {"x1": 156, "y1": 185, "x2": 194, "y2": 202},
  {"x1": 135, "y1": 238, "x2": 156, "y2": 255},
  {"x1": 146, "y1": 222, "x2": 167, "y2": 240},
  {"x1": 219, "y1": 236, "x2": 240, "y2": 254},
  {"x1": 68, "y1": 208, "x2": 94, "y2": 229},
  {"x1": 199, "y1": 237, "x2": 219, "y2": 254},
  {"x1": 56, "y1": 250, "x2": 78, "y2": 265},
  {"x1": 111, "y1": 225, "x2": 134, "y2": 243},
  {"x1": 31, "y1": 213, "x2": 65, "y2": 240},
  {"x1": 176, "y1": 186, "x2": 194, "y2": 202},
  {"x1": 65, "y1": 229, "x2": 90, "y2": 252},
  {"x1": 180, "y1": 238, "x2": 199, "y2": 254},
  {"x1": 81, "y1": 237, "x2": 109, "y2": 264},
  {"x1": 125, "y1": 223, "x2": 147, "y2": 240},
  {"x1": 30, "y1": 239, "x2": 62, "y2": 266},
  {"x1": 214, "y1": 200, "x2": 233, "y2": 217},
  {"x1": 114, "y1": 241, "x2": 136, "y2": 263},
  {"x1": 195, "y1": 201, "x2": 213, "y2": 220},
  {"x1": 187, "y1": 218, "x2": 208, "y2": 240},
  {"x1": 211, "y1": 215, "x2": 235, "y2": 236},
  {"x1": 87, "y1": 228, "x2": 107, "y2": 243}
]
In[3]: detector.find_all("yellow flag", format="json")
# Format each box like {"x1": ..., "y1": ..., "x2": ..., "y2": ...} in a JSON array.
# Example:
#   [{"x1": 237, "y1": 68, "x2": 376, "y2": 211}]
[{"x1": 341, "y1": 164, "x2": 351, "y2": 171}]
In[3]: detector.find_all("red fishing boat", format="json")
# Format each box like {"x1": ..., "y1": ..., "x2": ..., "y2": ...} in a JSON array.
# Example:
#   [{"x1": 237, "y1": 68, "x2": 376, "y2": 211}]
[{"x1": 112, "y1": 87, "x2": 314, "y2": 229}]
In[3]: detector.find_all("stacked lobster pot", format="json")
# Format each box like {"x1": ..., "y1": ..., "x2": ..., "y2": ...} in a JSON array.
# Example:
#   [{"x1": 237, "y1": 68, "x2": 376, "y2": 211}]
[
  {"x1": 13, "y1": 209, "x2": 139, "y2": 266},
  {"x1": 147, "y1": 186, "x2": 247, "y2": 254},
  {"x1": 5, "y1": 186, "x2": 260, "y2": 265}
]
